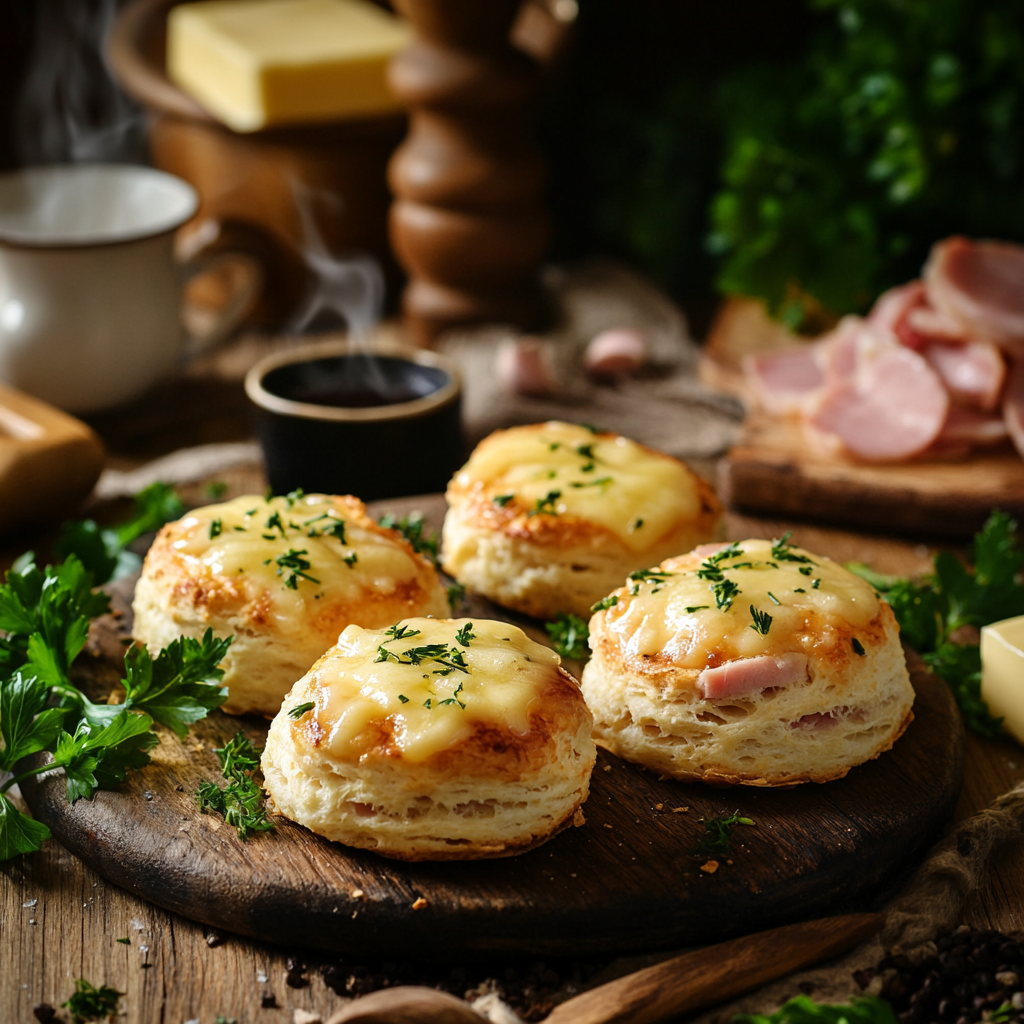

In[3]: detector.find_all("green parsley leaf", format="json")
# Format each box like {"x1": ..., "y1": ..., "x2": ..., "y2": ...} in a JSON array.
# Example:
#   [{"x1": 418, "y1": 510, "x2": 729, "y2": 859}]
[
  {"x1": 397, "y1": 694, "x2": 410, "y2": 703},
  {"x1": 689, "y1": 810, "x2": 755, "y2": 859},
  {"x1": 852, "y1": 638, "x2": 866, "y2": 656},
  {"x1": 209, "y1": 518, "x2": 223, "y2": 540},
  {"x1": 545, "y1": 613, "x2": 589, "y2": 660},
  {"x1": 749, "y1": 606, "x2": 773, "y2": 635},
  {"x1": 528, "y1": 490, "x2": 562, "y2": 517},
  {"x1": 62, "y1": 977, "x2": 123, "y2": 1024},
  {"x1": 0, "y1": 792, "x2": 51, "y2": 860},
  {"x1": 197, "y1": 732, "x2": 274, "y2": 840},
  {"x1": 628, "y1": 518, "x2": 644, "y2": 532},
  {"x1": 492, "y1": 493, "x2": 515, "y2": 508},
  {"x1": 591, "y1": 594, "x2": 619, "y2": 612},
  {"x1": 712, "y1": 578, "x2": 741, "y2": 611},
  {"x1": 734, "y1": 995, "x2": 898, "y2": 1024},
  {"x1": 770, "y1": 531, "x2": 814, "y2": 564},
  {"x1": 273, "y1": 548, "x2": 319, "y2": 589},
  {"x1": 454, "y1": 623, "x2": 476, "y2": 646},
  {"x1": 685, "y1": 605, "x2": 710, "y2": 613},
  {"x1": 378, "y1": 511, "x2": 440, "y2": 565},
  {"x1": 116, "y1": 936, "x2": 130, "y2": 945},
  {"x1": 288, "y1": 701, "x2": 316, "y2": 720},
  {"x1": 343, "y1": 552, "x2": 358, "y2": 568}
]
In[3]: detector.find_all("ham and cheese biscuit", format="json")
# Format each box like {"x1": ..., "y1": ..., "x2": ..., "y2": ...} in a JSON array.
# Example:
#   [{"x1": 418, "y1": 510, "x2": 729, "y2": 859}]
[
  {"x1": 582, "y1": 537, "x2": 914, "y2": 786},
  {"x1": 132, "y1": 493, "x2": 448, "y2": 717},
  {"x1": 441, "y1": 422, "x2": 722, "y2": 620},
  {"x1": 261, "y1": 618, "x2": 596, "y2": 860}
]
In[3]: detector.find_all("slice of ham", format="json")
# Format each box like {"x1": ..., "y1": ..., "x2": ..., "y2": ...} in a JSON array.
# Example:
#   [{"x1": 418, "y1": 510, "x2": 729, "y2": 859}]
[
  {"x1": 938, "y1": 407, "x2": 1009, "y2": 445},
  {"x1": 905, "y1": 304, "x2": 969, "y2": 343},
  {"x1": 806, "y1": 346, "x2": 949, "y2": 460},
  {"x1": 698, "y1": 652, "x2": 808, "y2": 701},
  {"x1": 868, "y1": 281, "x2": 925, "y2": 345},
  {"x1": 924, "y1": 236, "x2": 1024, "y2": 351},
  {"x1": 923, "y1": 341, "x2": 1006, "y2": 411},
  {"x1": 816, "y1": 316, "x2": 872, "y2": 383},
  {"x1": 743, "y1": 347, "x2": 824, "y2": 415},
  {"x1": 1004, "y1": 359, "x2": 1024, "y2": 461}
]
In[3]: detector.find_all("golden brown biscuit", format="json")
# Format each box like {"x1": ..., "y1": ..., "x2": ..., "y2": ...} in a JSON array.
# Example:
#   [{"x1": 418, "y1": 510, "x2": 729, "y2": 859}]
[
  {"x1": 582, "y1": 537, "x2": 914, "y2": 786},
  {"x1": 261, "y1": 617, "x2": 596, "y2": 860},
  {"x1": 132, "y1": 493, "x2": 448, "y2": 716},
  {"x1": 441, "y1": 422, "x2": 722, "y2": 619}
]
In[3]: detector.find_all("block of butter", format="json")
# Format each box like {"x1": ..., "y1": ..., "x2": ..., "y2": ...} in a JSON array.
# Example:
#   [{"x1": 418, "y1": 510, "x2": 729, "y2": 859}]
[
  {"x1": 167, "y1": 0, "x2": 412, "y2": 132},
  {"x1": 981, "y1": 615, "x2": 1024, "y2": 743}
]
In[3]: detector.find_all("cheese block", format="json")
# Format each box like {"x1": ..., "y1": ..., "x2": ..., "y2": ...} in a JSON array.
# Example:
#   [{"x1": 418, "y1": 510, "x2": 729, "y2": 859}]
[
  {"x1": 166, "y1": 0, "x2": 412, "y2": 132},
  {"x1": 981, "y1": 615, "x2": 1024, "y2": 743}
]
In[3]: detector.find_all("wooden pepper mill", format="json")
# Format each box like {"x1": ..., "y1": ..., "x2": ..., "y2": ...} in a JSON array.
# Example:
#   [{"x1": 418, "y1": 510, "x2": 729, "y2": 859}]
[{"x1": 387, "y1": 0, "x2": 550, "y2": 346}]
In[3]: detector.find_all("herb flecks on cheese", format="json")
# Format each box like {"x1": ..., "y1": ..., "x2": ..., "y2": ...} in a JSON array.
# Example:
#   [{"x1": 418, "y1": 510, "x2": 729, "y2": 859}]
[
  {"x1": 301, "y1": 619, "x2": 561, "y2": 763},
  {"x1": 454, "y1": 422, "x2": 702, "y2": 552}
]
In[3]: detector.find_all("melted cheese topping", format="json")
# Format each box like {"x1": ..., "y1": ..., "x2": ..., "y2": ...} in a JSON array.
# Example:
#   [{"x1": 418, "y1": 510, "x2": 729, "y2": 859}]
[
  {"x1": 301, "y1": 618, "x2": 562, "y2": 763},
  {"x1": 603, "y1": 539, "x2": 880, "y2": 667},
  {"x1": 170, "y1": 494, "x2": 424, "y2": 635},
  {"x1": 454, "y1": 422, "x2": 701, "y2": 552}
]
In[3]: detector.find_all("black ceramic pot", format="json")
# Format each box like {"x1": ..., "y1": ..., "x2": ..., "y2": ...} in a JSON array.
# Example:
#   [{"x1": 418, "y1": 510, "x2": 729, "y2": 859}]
[{"x1": 245, "y1": 340, "x2": 464, "y2": 501}]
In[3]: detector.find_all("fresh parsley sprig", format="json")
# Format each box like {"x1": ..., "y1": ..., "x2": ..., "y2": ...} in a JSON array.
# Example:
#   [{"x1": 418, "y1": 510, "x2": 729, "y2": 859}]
[
  {"x1": 735, "y1": 995, "x2": 898, "y2": 1024},
  {"x1": 847, "y1": 510, "x2": 1024, "y2": 737},
  {"x1": 197, "y1": 732, "x2": 274, "y2": 840},
  {"x1": 378, "y1": 511, "x2": 440, "y2": 566},
  {"x1": 749, "y1": 606, "x2": 773, "y2": 635},
  {"x1": 546, "y1": 613, "x2": 589, "y2": 660},
  {"x1": 690, "y1": 810, "x2": 754, "y2": 859},
  {"x1": 63, "y1": 978, "x2": 123, "y2": 1024}
]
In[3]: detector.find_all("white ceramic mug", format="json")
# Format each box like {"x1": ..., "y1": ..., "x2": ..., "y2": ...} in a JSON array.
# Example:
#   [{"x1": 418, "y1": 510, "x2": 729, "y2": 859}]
[{"x1": 0, "y1": 164, "x2": 257, "y2": 413}]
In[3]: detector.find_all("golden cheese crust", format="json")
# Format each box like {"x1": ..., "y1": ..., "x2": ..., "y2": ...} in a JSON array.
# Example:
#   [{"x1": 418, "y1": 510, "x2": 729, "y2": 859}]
[
  {"x1": 132, "y1": 493, "x2": 449, "y2": 717},
  {"x1": 261, "y1": 618, "x2": 597, "y2": 860},
  {"x1": 442, "y1": 422, "x2": 723, "y2": 619},
  {"x1": 582, "y1": 538, "x2": 915, "y2": 786}
]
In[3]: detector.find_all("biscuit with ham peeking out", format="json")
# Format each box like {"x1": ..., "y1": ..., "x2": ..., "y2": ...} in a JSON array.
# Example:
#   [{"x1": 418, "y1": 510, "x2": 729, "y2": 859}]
[
  {"x1": 582, "y1": 536, "x2": 914, "y2": 786},
  {"x1": 132, "y1": 493, "x2": 449, "y2": 717},
  {"x1": 261, "y1": 618, "x2": 596, "y2": 860},
  {"x1": 441, "y1": 421, "x2": 723, "y2": 620}
]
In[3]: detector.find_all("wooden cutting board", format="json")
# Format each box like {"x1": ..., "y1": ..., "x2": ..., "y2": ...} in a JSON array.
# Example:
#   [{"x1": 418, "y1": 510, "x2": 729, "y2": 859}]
[
  {"x1": 702, "y1": 297, "x2": 1024, "y2": 537},
  {"x1": 21, "y1": 495, "x2": 965, "y2": 959}
]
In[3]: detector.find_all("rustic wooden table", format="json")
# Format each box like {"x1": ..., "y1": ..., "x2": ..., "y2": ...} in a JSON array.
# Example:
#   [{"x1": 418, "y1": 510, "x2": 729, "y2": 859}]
[{"x1": 2, "y1": 349, "x2": 1023, "y2": 1023}]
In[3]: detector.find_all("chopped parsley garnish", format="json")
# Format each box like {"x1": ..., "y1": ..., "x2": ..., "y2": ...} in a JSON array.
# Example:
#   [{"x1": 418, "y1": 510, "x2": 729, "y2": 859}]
[
  {"x1": 712, "y1": 578, "x2": 741, "y2": 610},
  {"x1": 771, "y1": 531, "x2": 814, "y2": 564},
  {"x1": 685, "y1": 605, "x2": 710, "y2": 613},
  {"x1": 454, "y1": 623, "x2": 476, "y2": 646},
  {"x1": 376, "y1": 636, "x2": 470, "y2": 675},
  {"x1": 528, "y1": 490, "x2": 562, "y2": 516},
  {"x1": 569, "y1": 476, "x2": 612, "y2": 491},
  {"x1": 799, "y1": 565, "x2": 814, "y2": 576},
  {"x1": 767, "y1": 591, "x2": 780, "y2": 605},
  {"x1": 320, "y1": 520, "x2": 347, "y2": 543},
  {"x1": 689, "y1": 810, "x2": 755, "y2": 858},
  {"x1": 576, "y1": 443, "x2": 595, "y2": 458},
  {"x1": 233, "y1": 525, "x2": 246, "y2": 532},
  {"x1": 209, "y1": 518, "x2": 223, "y2": 540},
  {"x1": 852, "y1": 638, "x2": 866, "y2": 656},
  {"x1": 385, "y1": 624, "x2": 421, "y2": 641},
  {"x1": 548, "y1": 441, "x2": 562, "y2": 451},
  {"x1": 397, "y1": 694, "x2": 410, "y2": 703},
  {"x1": 343, "y1": 552, "x2": 358, "y2": 568},
  {"x1": 116, "y1": 936, "x2": 130, "y2": 945},
  {"x1": 591, "y1": 594, "x2": 619, "y2": 612},
  {"x1": 812, "y1": 578, "x2": 821, "y2": 589},
  {"x1": 284, "y1": 488, "x2": 305, "y2": 508},
  {"x1": 707, "y1": 542, "x2": 745, "y2": 565},
  {"x1": 628, "y1": 518, "x2": 644, "y2": 533},
  {"x1": 749, "y1": 606, "x2": 773, "y2": 635},
  {"x1": 197, "y1": 732, "x2": 274, "y2": 841},
  {"x1": 378, "y1": 511, "x2": 440, "y2": 565},
  {"x1": 628, "y1": 568, "x2": 674, "y2": 595},
  {"x1": 264, "y1": 511, "x2": 286, "y2": 538},
  {"x1": 437, "y1": 680, "x2": 466, "y2": 709},
  {"x1": 287, "y1": 701, "x2": 316, "y2": 720},
  {"x1": 63, "y1": 978, "x2": 123, "y2": 1024},
  {"x1": 423, "y1": 698, "x2": 432, "y2": 708},
  {"x1": 545, "y1": 613, "x2": 589, "y2": 660},
  {"x1": 794, "y1": 587, "x2": 806, "y2": 593},
  {"x1": 272, "y1": 549, "x2": 319, "y2": 589},
  {"x1": 492, "y1": 493, "x2": 514, "y2": 508}
]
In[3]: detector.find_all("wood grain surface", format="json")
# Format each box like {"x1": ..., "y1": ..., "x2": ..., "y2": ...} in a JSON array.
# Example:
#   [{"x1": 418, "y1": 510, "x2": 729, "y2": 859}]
[
  {"x1": 3, "y1": 499, "x2": 1023, "y2": 1024},
  {"x1": 700, "y1": 297, "x2": 1024, "y2": 537},
  {"x1": 19, "y1": 496, "x2": 965, "y2": 963}
]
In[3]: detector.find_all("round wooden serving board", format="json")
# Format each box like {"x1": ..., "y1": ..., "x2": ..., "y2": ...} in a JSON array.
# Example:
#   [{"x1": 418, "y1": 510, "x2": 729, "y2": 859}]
[{"x1": 22, "y1": 496, "x2": 966, "y2": 959}]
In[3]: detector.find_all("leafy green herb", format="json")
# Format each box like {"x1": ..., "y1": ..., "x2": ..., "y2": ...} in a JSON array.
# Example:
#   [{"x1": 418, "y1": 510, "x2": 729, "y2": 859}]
[
  {"x1": 628, "y1": 568, "x2": 674, "y2": 595},
  {"x1": 528, "y1": 490, "x2": 562, "y2": 517},
  {"x1": 799, "y1": 566, "x2": 813, "y2": 576},
  {"x1": 63, "y1": 978, "x2": 123, "y2": 1023},
  {"x1": 288, "y1": 701, "x2": 316, "y2": 720},
  {"x1": 848, "y1": 511, "x2": 1024, "y2": 736},
  {"x1": 569, "y1": 476, "x2": 613, "y2": 491},
  {"x1": 591, "y1": 594, "x2": 619, "y2": 612},
  {"x1": 398, "y1": 694, "x2": 409, "y2": 703},
  {"x1": 712, "y1": 578, "x2": 741, "y2": 611},
  {"x1": 690, "y1": 810, "x2": 754, "y2": 859},
  {"x1": 447, "y1": 581, "x2": 467, "y2": 611},
  {"x1": 685, "y1": 605, "x2": 710, "y2": 613},
  {"x1": 794, "y1": 588, "x2": 806, "y2": 594},
  {"x1": 734, "y1": 994, "x2": 898, "y2": 1024},
  {"x1": 197, "y1": 732, "x2": 274, "y2": 841},
  {"x1": 343, "y1": 552, "x2": 358, "y2": 568},
  {"x1": 852, "y1": 638, "x2": 866, "y2": 656},
  {"x1": 376, "y1": 636, "x2": 470, "y2": 675},
  {"x1": 767, "y1": 591, "x2": 781, "y2": 605},
  {"x1": 812, "y1": 579, "x2": 821, "y2": 589},
  {"x1": 492, "y1": 493, "x2": 514, "y2": 508},
  {"x1": 770, "y1": 532, "x2": 813, "y2": 564},
  {"x1": 545, "y1": 613, "x2": 589, "y2": 660},
  {"x1": 628, "y1": 518, "x2": 644, "y2": 533},
  {"x1": 116, "y1": 937, "x2": 130, "y2": 945},
  {"x1": 271, "y1": 549, "x2": 319, "y2": 589},
  {"x1": 54, "y1": 481, "x2": 184, "y2": 585},
  {"x1": 454, "y1": 623, "x2": 476, "y2": 646},
  {"x1": 749, "y1": 606, "x2": 773, "y2": 635},
  {"x1": 378, "y1": 511, "x2": 440, "y2": 566},
  {"x1": 385, "y1": 624, "x2": 421, "y2": 641},
  {"x1": 209, "y1": 518, "x2": 223, "y2": 540},
  {"x1": 323, "y1": 520, "x2": 346, "y2": 543},
  {"x1": 437, "y1": 680, "x2": 467, "y2": 709}
]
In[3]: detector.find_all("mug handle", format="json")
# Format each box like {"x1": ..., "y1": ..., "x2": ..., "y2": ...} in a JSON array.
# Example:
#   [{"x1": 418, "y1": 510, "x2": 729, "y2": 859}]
[{"x1": 175, "y1": 218, "x2": 268, "y2": 357}]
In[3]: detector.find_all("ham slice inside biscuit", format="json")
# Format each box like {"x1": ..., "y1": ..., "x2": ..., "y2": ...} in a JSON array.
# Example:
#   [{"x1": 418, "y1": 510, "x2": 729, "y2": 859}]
[{"x1": 698, "y1": 652, "x2": 808, "y2": 700}]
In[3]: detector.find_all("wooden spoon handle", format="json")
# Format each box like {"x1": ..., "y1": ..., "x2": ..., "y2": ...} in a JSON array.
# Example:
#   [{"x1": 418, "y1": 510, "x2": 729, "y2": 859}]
[{"x1": 544, "y1": 912, "x2": 883, "y2": 1024}]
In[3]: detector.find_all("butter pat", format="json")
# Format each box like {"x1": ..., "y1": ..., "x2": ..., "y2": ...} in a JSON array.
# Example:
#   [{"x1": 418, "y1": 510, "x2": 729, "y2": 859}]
[
  {"x1": 981, "y1": 616, "x2": 1024, "y2": 742},
  {"x1": 167, "y1": 0, "x2": 411, "y2": 132}
]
